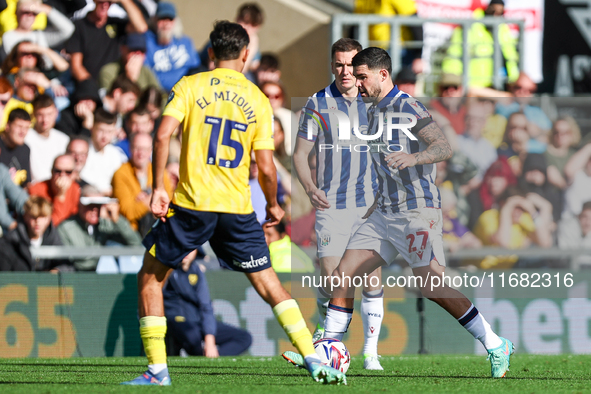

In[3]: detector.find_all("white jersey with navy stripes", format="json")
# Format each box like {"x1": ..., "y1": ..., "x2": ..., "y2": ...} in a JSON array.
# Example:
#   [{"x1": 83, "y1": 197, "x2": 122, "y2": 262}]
[
  {"x1": 298, "y1": 82, "x2": 377, "y2": 209},
  {"x1": 367, "y1": 87, "x2": 441, "y2": 213}
]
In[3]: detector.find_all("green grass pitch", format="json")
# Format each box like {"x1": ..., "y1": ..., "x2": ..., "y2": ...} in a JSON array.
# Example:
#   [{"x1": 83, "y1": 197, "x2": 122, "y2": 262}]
[{"x1": 0, "y1": 355, "x2": 589, "y2": 393}]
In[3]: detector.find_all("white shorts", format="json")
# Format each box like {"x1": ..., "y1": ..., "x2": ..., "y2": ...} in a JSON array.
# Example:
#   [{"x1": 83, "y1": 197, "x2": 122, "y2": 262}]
[
  {"x1": 316, "y1": 207, "x2": 369, "y2": 258},
  {"x1": 347, "y1": 208, "x2": 446, "y2": 269}
]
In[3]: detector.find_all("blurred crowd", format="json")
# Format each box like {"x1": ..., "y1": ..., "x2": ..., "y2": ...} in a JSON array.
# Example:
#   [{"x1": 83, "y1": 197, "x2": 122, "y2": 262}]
[{"x1": 0, "y1": 0, "x2": 588, "y2": 273}]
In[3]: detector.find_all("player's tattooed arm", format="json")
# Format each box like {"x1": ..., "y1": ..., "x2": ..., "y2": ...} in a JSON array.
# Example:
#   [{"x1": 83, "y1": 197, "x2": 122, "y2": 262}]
[{"x1": 413, "y1": 121, "x2": 453, "y2": 165}]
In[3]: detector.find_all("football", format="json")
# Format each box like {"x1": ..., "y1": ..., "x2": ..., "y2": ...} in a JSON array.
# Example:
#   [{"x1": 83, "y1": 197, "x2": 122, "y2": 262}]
[{"x1": 313, "y1": 338, "x2": 351, "y2": 373}]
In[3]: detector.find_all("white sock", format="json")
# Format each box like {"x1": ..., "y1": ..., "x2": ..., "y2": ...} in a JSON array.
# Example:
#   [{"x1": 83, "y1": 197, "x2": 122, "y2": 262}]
[
  {"x1": 148, "y1": 363, "x2": 168, "y2": 375},
  {"x1": 316, "y1": 287, "x2": 331, "y2": 330},
  {"x1": 361, "y1": 289, "x2": 384, "y2": 356},
  {"x1": 458, "y1": 304, "x2": 502, "y2": 350},
  {"x1": 324, "y1": 303, "x2": 353, "y2": 341}
]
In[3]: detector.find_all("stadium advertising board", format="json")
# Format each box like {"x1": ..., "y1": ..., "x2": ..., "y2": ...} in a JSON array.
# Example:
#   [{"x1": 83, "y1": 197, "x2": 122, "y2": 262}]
[{"x1": 0, "y1": 272, "x2": 590, "y2": 358}]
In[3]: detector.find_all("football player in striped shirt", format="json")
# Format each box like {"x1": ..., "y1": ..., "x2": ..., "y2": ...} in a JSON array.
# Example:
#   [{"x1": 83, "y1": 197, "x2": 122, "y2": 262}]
[
  {"x1": 122, "y1": 21, "x2": 345, "y2": 386},
  {"x1": 285, "y1": 38, "x2": 385, "y2": 371},
  {"x1": 323, "y1": 47, "x2": 514, "y2": 378}
]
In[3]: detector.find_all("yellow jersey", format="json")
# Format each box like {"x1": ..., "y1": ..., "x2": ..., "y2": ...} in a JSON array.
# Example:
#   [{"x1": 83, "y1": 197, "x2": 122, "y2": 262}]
[{"x1": 163, "y1": 68, "x2": 274, "y2": 214}]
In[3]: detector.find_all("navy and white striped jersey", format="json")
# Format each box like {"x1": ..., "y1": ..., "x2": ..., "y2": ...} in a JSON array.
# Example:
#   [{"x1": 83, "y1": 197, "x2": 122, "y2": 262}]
[
  {"x1": 367, "y1": 87, "x2": 441, "y2": 214},
  {"x1": 298, "y1": 82, "x2": 377, "y2": 209}
]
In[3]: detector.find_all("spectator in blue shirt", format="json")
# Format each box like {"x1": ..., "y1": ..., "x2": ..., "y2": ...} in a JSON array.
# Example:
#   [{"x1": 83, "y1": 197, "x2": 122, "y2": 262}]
[
  {"x1": 144, "y1": 2, "x2": 200, "y2": 92},
  {"x1": 163, "y1": 249, "x2": 252, "y2": 357}
]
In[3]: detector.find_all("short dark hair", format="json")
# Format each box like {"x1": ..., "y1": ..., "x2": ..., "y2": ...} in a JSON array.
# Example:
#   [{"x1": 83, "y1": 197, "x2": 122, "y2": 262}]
[
  {"x1": 108, "y1": 75, "x2": 141, "y2": 98},
  {"x1": 236, "y1": 3, "x2": 263, "y2": 26},
  {"x1": 129, "y1": 105, "x2": 151, "y2": 118},
  {"x1": 210, "y1": 20, "x2": 250, "y2": 61},
  {"x1": 93, "y1": 108, "x2": 117, "y2": 126},
  {"x1": 32, "y1": 94, "x2": 55, "y2": 111},
  {"x1": 352, "y1": 47, "x2": 392, "y2": 76},
  {"x1": 331, "y1": 38, "x2": 362, "y2": 59},
  {"x1": 7, "y1": 108, "x2": 31, "y2": 124},
  {"x1": 259, "y1": 53, "x2": 279, "y2": 71}
]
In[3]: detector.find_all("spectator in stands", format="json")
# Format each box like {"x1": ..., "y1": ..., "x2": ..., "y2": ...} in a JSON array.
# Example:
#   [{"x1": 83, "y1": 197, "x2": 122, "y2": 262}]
[
  {"x1": 2, "y1": 0, "x2": 74, "y2": 54},
  {"x1": 434, "y1": 153, "x2": 479, "y2": 226},
  {"x1": 79, "y1": 108, "x2": 125, "y2": 195},
  {"x1": 138, "y1": 85, "x2": 164, "y2": 131},
  {"x1": 263, "y1": 220, "x2": 314, "y2": 273},
  {"x1": 545, "y1": 116, "x2": 580, "y2": 192},
  {"x1": 101, "y1": 75, "x2": 141, "y2": 128},
  {"x1": 0, "y1": 77, "x2": 14, "y2": 131},
  {"x1": 164, "y1": 251, "x2": 252, "y2": 357},
  {"x1": 112, "y1": 133, "x2": 171, "y2": 235},
  {"x1": 116, "y1": 106, "x2": 154, "y2": 158},
  {"x1": 440, "y1": 187, "x2": 481, "y2": 253},
  {"x1": 29, "y1": 154, "x2": 80, "y2": 226},
  {"x1": 144, "y1": 2, "x2": 200, "y2": 92},
  {"x1": 273, "y1": 117, "x2": 290, "y2": 171},
  {"x1": 99, "y1": 33, "x2": 161, "y2": 93},
  {"x1": 2, "y1": 195, "x2": 72, "y2": 271},
  {"x1": 66, "y1": 0, "x2": 148, "y2": 83},
  {"x1": 0, "y1": 108, "x2": 31, "y2": 186},
  {"x1": 442, "y1": 0, "x2": 518, "y2": 88},
  {"x1": 25, "y1": 94, "x2": 69, "y2": 183},
  {"x1": 497, "y1": 112, "x2": 530, "y2": 177},
  {"x1": 558, "y1": 201, "x2": 591, "y2": 259},
  {"x1": 255, "y1": 53, "x2": 281, "y2": 86},
  {"x1": 519, "y1": 153, "x2": 562, "y2": 223},
  {"x1": 467, "y1": 157, "x2": 516, "y2": 230},
  {"x1": 0, "y1": 161, "x2": 28, "y2": 233},
  {"x1": 353, "y1": 0, "x2": 423, "y2": 71},
  {"x1": 430, "y1": 73, "x2": 465, "y2": 135},
  {"x1": 235, "y1": 3, "x2": 264, "y2": 82},
  {"x1": 496, "y1": 72, "x2": 552, "y2": 138},
  {"x1": 457, "y1": 101, "x2": 497, "y2": 180},
  {"x1": 58, "y1": 184, "x2": 142, "y2": 271},
  {"x1": 1, "y1": 41, "x2": 70, "y2": 85},
  {"x1": 393, "y1": 67, "x2": 416, "y2": 96},
  {"x1": 56, "y1": 78, "x2": 102, "y2": 137},
  {"x1": 563, "y1": 143, "x2": 591, "y2": 219},
  {"x1": 474, "y1": 187, "x2": 553, "y2": 268},
  {"x1": 66, "y1": 136, "x2": 90, "y2": 188},
  {"x1": 249, "y1": 157, "x2": 286, "y2": 225},
  {"x1": 1, "y1": 69, "x2": 35, "y2": 130},
  {"x1": 261, "y1": 81, "x2": 296, "y2": 156}
]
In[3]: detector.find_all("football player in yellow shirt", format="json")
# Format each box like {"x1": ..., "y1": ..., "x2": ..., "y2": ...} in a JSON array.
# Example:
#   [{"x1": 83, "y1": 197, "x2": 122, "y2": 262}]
[{"x1": 122, "y1": 21, "x2": 346, "y2": 386}]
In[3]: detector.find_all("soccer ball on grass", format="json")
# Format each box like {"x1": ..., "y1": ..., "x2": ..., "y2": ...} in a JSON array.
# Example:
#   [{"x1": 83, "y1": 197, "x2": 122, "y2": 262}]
[{"x1": 313, "y1": 338, "x2": 350, "y2": 373}]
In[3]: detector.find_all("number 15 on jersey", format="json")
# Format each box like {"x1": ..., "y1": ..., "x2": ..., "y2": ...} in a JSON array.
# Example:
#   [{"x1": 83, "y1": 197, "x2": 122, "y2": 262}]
[{"x1": 205, "y1": 116, "x2": 247, "y2": 168}]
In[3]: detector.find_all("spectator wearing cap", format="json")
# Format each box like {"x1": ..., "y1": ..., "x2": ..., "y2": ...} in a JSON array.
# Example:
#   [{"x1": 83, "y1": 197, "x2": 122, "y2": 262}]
[
  {"x1": 56, "y1": 78, "x2": 102, "y2": 137},
  {"x1": 25, "y1": 94, "x2": 69, "y2": 183},
  {"x1": 430, "y1": 73, "x2": 466, "y2": 135},
  {"x1": 66, "y1": 0, "x2": 148, "y2": 82},
  {"x1": 393, "y1": 67, "x2": 416, "y2": 96},
  {"x1": 144, "y1": 2, "x2": 200, "y2": 93},
  {"x1": 99, "y1": 32, "x2": 161, "y2": 93},
  {"x1": 29, "y1": 154, "x2": 80, "y2": 226},
  {"x1": 58, "y1": 184, "x2": 141, "y2": 271}
]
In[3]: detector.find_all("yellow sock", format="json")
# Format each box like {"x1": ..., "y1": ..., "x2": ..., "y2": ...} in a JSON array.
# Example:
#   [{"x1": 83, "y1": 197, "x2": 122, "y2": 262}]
[
  {"x1": 140, "y1": 316, "x2": 167, "y2": 365},
  {"x1": 273, "y1": 299, "x2": 316, "y2": 358}
]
